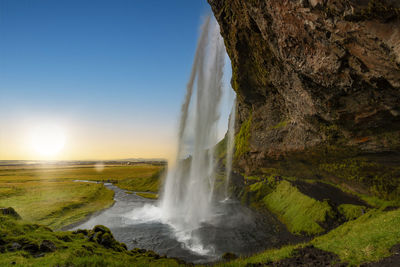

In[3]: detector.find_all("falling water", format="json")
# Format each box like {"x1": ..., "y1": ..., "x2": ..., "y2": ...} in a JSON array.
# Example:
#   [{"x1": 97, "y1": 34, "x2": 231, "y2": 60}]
[
  {"x1": 224, "y1": 98, "x2": 236, "y2": 199},
  {"x1": 160, "y1": 16, "x2": 226, "y2": 253},
  {"x1": 74, "y1": 15, "x2": 277, "y2": 263}
]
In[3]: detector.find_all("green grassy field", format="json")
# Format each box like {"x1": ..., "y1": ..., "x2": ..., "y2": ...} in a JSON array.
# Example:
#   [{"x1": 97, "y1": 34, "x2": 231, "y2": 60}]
[{"x1": 0, "y1": 164, "x2": 163, "y2": 229}]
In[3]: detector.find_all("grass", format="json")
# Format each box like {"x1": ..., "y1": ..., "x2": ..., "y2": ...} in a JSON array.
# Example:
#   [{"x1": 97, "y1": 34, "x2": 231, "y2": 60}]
[
  {"x1": 0, "y1": 181, "x2": 114, "y2": 230},
  {"x1": 0, "y1": 213, "x2": 181, "y2": 267},
  {"x1": 217, "y1": 208, "x2": 400, "y2": 266},
  {"x1": 214, "y1": 244, "x2": 301, "y2": 267},
  {"x1": 313, "y1": 209, "x2": 400, "y2": 265},
  {"x1": 0, "y1": 164, "x2": 163, "y2": 229},
  {"x1": 337, "y1": 204, "x2": 365, "y2": 221},
  {"x1": 319, "y1": 158, "x2": 400, "y2": 200},
  {"x1": 116, "y1": 167, "x2": 164, "y2": 192},
  {"x1": 0, "y1": 164, "x2": 163, "y2": 184},
  {"x1": 262, "y1": 180, "x2": 334, "y2": 235},
  {"x1": 136, "y1": 192, "x2": 158, "y2": 199},
  {"x1": 316, "y1": 179, "x2": 399, "y2": 209}
]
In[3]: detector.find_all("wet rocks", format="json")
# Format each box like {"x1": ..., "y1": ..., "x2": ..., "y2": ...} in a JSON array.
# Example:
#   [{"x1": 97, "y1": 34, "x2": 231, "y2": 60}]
[
  {"x1": 222, "y1": 252, "x2": 238, "y2": 260},
  {"x1": 73, "y1": 225, "x2": 127, "y2": 252}
]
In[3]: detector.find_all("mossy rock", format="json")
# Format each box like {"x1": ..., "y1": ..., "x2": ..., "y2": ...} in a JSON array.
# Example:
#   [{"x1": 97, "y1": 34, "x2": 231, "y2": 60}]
[
  {"x1": 93, "y1": 225, "x2": 111, "y2": 234},
  {"x1": 222, "y1": 252, "x2": 238, "y2": 260},
  {"x1": 0, "y1": 207, "x2": 21, "y2": 220}
]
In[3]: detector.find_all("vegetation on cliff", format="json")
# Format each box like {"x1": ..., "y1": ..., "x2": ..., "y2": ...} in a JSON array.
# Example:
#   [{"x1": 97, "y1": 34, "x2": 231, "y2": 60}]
[{"x1": 263, "y1": 181, "x2": 334, "y2": 235}]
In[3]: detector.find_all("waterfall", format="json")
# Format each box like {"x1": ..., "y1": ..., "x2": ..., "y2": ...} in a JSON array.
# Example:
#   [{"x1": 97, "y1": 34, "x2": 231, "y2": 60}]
[
  {"x1": 224, "y1": 97, "x2": 236, "y2": 199},
  {"x1": 160, "y1": 16, "x2": 226, "y2": 253}
]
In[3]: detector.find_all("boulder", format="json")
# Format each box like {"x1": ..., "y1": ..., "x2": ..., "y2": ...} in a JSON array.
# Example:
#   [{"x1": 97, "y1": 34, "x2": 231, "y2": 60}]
[
  {"x1": 0, "y1": 207, "x2": 21, "y2": 220},
  {"x1": 39, "y1": 240, "x2": 57, "y2": 252}
]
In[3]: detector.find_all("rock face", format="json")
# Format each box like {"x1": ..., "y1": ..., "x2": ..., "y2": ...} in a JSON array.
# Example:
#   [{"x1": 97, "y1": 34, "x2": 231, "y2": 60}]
[{"x1": 208, "y1": 0, "x2": 400, "y2": 173}]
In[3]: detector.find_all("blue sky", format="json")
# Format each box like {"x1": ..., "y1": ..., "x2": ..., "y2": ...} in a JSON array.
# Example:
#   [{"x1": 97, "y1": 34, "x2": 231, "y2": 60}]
[{"x1": 0, "y1": 0, "x2": 233, "y2": 160}]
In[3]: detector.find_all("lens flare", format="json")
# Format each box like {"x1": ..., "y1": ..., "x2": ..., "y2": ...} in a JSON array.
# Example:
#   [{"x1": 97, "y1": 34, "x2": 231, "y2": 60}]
[{"x1": 30, "y1": 125, "x2": 66, "y2": 157}]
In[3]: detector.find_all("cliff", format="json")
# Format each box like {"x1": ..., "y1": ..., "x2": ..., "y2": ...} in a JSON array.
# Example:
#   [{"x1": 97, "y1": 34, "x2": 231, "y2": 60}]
[{"x1": 209, "y1": 0, "x2": 400, "y2": 199}]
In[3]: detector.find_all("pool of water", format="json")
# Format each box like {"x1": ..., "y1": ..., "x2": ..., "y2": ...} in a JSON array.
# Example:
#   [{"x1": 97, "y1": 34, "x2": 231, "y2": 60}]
[{"x1": 69, "y1": 182, "x2": 291, "y2": 263}]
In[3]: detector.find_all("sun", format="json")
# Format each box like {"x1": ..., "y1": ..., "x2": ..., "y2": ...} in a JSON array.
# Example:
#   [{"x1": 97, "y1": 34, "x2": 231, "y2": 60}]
[{"x1": 30, "y1": 125, "x2": 66, "y2": 157}]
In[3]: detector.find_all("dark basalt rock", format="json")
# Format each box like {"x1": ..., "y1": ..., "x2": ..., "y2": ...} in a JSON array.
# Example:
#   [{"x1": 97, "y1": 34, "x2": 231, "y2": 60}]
[
  {"x1": 39, "y1": 240, "x2": 57, "y2": 252},
  {"x1": 208, "y1": 0, "x2": 400, "y2": 172},
  {"x1": 222, "y1": 252, "x2": 238, "y2": 260},
  {"x1": 93, "y1": 224, "x2": 111, "y2": 234},
  {"x1": 74, "y1": 225, "x2": 128, "y2": 252},
  {"x1": 208, "y1": 0, "x2": 400, "y2": 201},
  {"x1": 22, "y1": 243, "x2": 39, "y2": 253}
]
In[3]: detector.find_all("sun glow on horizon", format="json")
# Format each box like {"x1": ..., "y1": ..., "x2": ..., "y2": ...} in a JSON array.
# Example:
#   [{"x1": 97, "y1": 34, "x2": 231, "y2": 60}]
[{"x1": 29, "y1": 125, "x2": 66, "y2": 158}]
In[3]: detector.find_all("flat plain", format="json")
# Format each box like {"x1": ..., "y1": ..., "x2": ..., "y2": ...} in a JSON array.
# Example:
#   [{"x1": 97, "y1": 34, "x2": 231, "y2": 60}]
[{"x1": 0, "y1": 163, "x2": 164, "y2": 229}]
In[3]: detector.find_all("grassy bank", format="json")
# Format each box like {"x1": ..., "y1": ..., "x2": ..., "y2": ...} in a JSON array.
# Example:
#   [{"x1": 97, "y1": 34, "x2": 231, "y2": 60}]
[
  {"x1": 0, "y1": 181, "x2": 114, "y2": 230},
  {"x1": 262, "y1": 180, "x2": 334, "y2": 235},
  {"x1": 217, "y1": 208, "x2": 400, "y2": 266},
  {"x1": 241, "y1": 178, "x2": 340, "y2": 235},
  {"x1": 313, "y1": 208, "x2": 400, "y2": 264},
  {"x1": 0, "y1": 211, "x2": 181, "y2": 267}
]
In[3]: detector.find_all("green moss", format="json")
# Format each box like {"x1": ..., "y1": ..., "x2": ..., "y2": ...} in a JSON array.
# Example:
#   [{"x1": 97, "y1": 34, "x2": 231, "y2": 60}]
[
  {"x1": 248, "y1": 180, "x2": 273, "y2": 201},
  {"x1": 214, "y1": 244, "x2": 302, "y2": 267},
  {"x1": 319, "y1": 158, "x2": 400, "y2": 200},
  {"x1": 263, "y1": 181, "x2": 334, "y2": 235},
  {"x1": 234, "y1": 114, "x2": 252, "y2": 159},
  {"x1": 260, "y1": 168, "x2": 280, "y2": 177},
  {"x1": 338, "y1": 204, "x2": 366, "y2": 221},
  {"x1": 136, "y1": 192, "x2": 158, "y2": 199},
  {"x1": 215, "y1": 135, "x2": 228, "y2": 162},
  {"x1": 269, "y1": 120, "x2": 288, "y2": 130}
]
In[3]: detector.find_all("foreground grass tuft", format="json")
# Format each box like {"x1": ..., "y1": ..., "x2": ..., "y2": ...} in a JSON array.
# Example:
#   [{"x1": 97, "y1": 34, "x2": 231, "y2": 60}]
[
  {"x1": 337, "y1": 204, "x2": 365, "y2": 221},
  {"x1": 0, "y1": 213, "x2": 181, "y2": 267}
]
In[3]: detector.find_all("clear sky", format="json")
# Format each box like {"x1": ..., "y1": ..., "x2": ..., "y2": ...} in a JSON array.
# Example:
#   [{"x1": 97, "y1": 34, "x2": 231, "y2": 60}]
[{"x1": 0, "y1": 0, "x2": 233, "y2": 161}]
